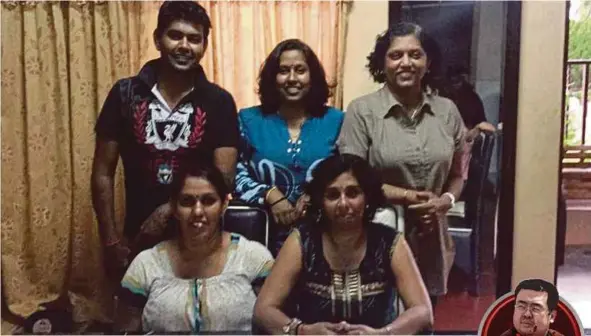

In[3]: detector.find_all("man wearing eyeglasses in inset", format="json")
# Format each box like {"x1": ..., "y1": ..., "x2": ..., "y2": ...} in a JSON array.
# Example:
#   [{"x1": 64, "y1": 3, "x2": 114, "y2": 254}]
[{"x1": 501, "y1": 279, "x2": 564, "y2": 336}]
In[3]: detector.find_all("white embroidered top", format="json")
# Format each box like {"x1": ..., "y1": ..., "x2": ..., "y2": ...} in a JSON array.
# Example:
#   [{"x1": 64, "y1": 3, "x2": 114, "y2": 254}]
[{"x1": 121, "y1": 233, "x2": 274, "y2": 333}]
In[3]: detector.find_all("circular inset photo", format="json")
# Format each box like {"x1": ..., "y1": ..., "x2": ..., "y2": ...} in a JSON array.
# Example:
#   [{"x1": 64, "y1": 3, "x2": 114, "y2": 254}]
[{"x1": 479, "y1": 279, "x2": 584, "y2": 336}]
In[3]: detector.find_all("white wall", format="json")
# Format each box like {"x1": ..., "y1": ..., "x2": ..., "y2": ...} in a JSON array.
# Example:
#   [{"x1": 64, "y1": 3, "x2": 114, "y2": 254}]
[
  {"x1": 342, "y1": 1, "x2": 388, "y2": 110},
  {"x1": 511, "y1": 0, "x2": 566, "y2": 287}
]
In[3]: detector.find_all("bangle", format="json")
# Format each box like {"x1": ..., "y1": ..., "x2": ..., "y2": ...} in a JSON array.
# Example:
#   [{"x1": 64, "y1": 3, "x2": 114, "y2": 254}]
[
  {"x1": 270, "y1": 196, "x2": 287, "y2": 207},
  {"x1": 442, "y1": 192, "x2": 456, "y2": 207},
  {"x1": 295, "y1": 322, "x2": 304, "y2": 335},
  {"x1": 282, "y1": 318, "x2": 302, "y2": 335},
  {"x1": 382, "y1": 325, "x2": 393, "y2": 335},
  {"x1": 265, "y1": 186, "x2": 278, "y2": 202}
]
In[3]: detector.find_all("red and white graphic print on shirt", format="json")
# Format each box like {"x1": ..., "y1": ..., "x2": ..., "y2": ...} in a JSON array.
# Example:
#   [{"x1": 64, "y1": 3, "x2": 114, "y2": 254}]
[{"x1": 133, "y1": 99, "x2": 207, "y2": 152}]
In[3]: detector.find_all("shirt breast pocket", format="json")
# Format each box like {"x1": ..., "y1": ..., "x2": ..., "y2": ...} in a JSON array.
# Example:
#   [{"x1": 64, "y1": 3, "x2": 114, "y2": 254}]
[
  {"x1": 427, "y1": 125, "x2": 455, "y2": 166},
  {"x1": 368, "y1": 126, "x2": 417, "y2": 170}
]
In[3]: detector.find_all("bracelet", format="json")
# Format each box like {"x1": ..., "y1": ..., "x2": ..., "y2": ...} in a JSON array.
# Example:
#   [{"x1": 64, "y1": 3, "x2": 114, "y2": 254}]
[
  {"x1": 382, "y1": 325, "x2": 393, "y2": 335},
  {"x1": 295, "y1": 321, "x2": 304, "y2": 335},
  {"x1": 270, "y1": 196, "x2": 288, "y2": 207},
  {"x1": 442, "y1": 192, "x2": 456, "y2": 207},
  {"x1": 265, "y1": 186, "x2": 278, "y2": 202},
  {"x1": 105, "y1": 238, "x2": 120, "y2": 247},
  {"x1": 402, "y1": 189, "x2": 409, "y2": 200},
  {"x1": 282, "y1": 318, "x2": 303, "y2": 335}
]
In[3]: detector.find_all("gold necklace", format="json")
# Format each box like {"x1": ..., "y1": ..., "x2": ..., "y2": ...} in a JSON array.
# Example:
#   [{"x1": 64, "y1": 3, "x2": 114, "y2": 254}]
[
  {"x1": 409, "y1": 105, "x2": 422, "y2": 120},
  {"x1": 288, "y1": 119, "x2": 305, "y2": 142},
  {"x1": 289, "y1": 130, "x2": 300, "y2": 142}
]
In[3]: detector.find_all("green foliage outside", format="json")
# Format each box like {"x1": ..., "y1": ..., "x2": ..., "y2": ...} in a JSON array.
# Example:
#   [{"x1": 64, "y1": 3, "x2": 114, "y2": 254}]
[
  {"x1": 569, "y1": 0, "x2": 591, "y2": 59},
  {"x1": 567, "y1": 17, "x2": 591, "y2": 90},
  {"x1": 568, "y1": 20, "x2": 591, "y2": 60},
  {"x1": 565, "y1": 1, "x2": 591, "y2": 145},
  {"x1": 564, "y1": 98, "x2": 578, "y2": 146}
]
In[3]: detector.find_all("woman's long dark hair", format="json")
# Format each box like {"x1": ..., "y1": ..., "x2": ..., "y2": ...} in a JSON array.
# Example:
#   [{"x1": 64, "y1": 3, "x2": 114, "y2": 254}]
[
  {"x1": 304, "y1": 154, "x2": 386, "y2": 228},
  {"x1": 257, "y1": 39, "x2": 333, "y2": 117}
]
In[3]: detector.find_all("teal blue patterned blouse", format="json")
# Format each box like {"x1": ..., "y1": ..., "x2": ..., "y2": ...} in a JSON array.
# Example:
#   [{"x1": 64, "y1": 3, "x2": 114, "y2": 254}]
[{"x1": 234, "y1": 105, "x2": 344, "y2": 205}]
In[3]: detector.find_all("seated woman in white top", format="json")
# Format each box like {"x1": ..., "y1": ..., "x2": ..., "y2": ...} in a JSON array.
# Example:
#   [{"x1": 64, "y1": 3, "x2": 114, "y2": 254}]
[{"x1": 115, "y1": 163, "x2": 274, "y2": 334}]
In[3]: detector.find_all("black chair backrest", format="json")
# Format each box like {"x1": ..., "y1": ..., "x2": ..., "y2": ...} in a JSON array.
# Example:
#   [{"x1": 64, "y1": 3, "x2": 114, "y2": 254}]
[
  {"x1": 223, "y1": 203, "x2": 268, "y2": 246},
  {"x1": 464, "y1": 132, "x2": 496, "y2": 223}
]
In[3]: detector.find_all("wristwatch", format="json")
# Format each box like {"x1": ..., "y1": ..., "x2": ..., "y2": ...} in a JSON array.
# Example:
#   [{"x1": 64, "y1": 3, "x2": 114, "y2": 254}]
[{"x1": 282, "y1": 318, "x2": 303, "y2": 335}]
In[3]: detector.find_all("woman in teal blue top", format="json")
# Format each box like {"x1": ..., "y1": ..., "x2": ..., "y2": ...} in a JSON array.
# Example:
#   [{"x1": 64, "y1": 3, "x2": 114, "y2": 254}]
[{"x1": 234, "y1": 39, "x2": 344, "y2": 256}]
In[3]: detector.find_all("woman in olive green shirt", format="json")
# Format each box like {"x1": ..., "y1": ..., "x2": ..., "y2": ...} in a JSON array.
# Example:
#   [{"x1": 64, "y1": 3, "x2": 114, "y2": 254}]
[{"x1": 337, "y1": 22, "x2": 467, "y2": 304}]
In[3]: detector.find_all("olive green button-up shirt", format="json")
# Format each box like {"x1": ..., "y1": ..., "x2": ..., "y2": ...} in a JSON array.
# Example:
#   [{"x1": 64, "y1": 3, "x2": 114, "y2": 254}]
[{"x1": 337, "y1": 85, "x2": 466, "y2": 195}]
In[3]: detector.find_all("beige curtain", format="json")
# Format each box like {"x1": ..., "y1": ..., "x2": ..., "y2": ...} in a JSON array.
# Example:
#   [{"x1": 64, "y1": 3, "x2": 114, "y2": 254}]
[
  {"x1": 1, "y1": 1, "x2": 350, "y2": 331},
  {"x1": 1, "y1": 2, "x2": 158, "y2": 330},
  {"x1": 200, "y1": 0, "x2": 352, "y2": 109}
]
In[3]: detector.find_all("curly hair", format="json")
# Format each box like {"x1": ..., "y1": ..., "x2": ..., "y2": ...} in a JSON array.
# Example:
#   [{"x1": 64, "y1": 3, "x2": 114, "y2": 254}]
[
  {"x1": 257, "y1": 39, "x2": 333, "y2": 117},
  {"x1": 366, "y1": 22, "x2": 440, "y2": 89},
  {"x1": 155, "y1": 1, "x2": 212, "y2": 42},
  {"x1": 304, "y1": 154, "x2": 386, "y2": 229}
]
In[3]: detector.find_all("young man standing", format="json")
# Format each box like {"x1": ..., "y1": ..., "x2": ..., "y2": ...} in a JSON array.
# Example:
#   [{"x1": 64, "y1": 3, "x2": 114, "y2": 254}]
[{"x1": 91, "y1": 1, "x2": 238, "y2": 280}]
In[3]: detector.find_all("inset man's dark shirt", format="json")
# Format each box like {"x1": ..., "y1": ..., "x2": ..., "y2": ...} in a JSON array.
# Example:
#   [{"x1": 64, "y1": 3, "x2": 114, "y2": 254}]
[{"x1": 500, "y1": 327, "x2": 565, "y2": 336}]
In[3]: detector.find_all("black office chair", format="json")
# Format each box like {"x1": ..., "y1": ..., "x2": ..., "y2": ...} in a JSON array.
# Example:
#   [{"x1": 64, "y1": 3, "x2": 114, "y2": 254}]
[
  {"x1": 448, "y1": 131, "x2": 495, "y2": 296},
  {"x1": 223, "y1": 200, "x2": 270, "y2": 335},
  {"x1": 223, "y1": 200, "x2": 269, "y2": 247}
]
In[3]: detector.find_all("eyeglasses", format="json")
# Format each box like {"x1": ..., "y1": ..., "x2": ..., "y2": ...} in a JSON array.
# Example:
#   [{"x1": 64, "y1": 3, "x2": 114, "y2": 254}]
[
  {"x1": 324, "y1": 186, "x2": 364, "y2": 201},
  {"x1": 515, "y1": 302, "x2": 547, "y2": 315}
]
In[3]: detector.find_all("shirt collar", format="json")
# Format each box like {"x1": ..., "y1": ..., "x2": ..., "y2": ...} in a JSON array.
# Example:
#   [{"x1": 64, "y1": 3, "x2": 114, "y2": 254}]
[
  {"x1": 151, "y1": 84, "x2": 194, "y2": 113},
  {"x1": 379, "y1": 85, "x2": 435, "y2": 119}
]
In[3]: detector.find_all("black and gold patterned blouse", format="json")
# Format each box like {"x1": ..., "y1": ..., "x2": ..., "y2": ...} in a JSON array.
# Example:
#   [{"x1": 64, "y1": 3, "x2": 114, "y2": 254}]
[{"x1": 292, "y1": 223, "x2": 402, "y2": 328}]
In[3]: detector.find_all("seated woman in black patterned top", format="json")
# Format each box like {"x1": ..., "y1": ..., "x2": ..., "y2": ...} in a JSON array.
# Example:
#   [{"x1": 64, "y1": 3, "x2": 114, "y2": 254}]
[{"x1": 254, "y1": 154, "x2": 432, "y2": 335}]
